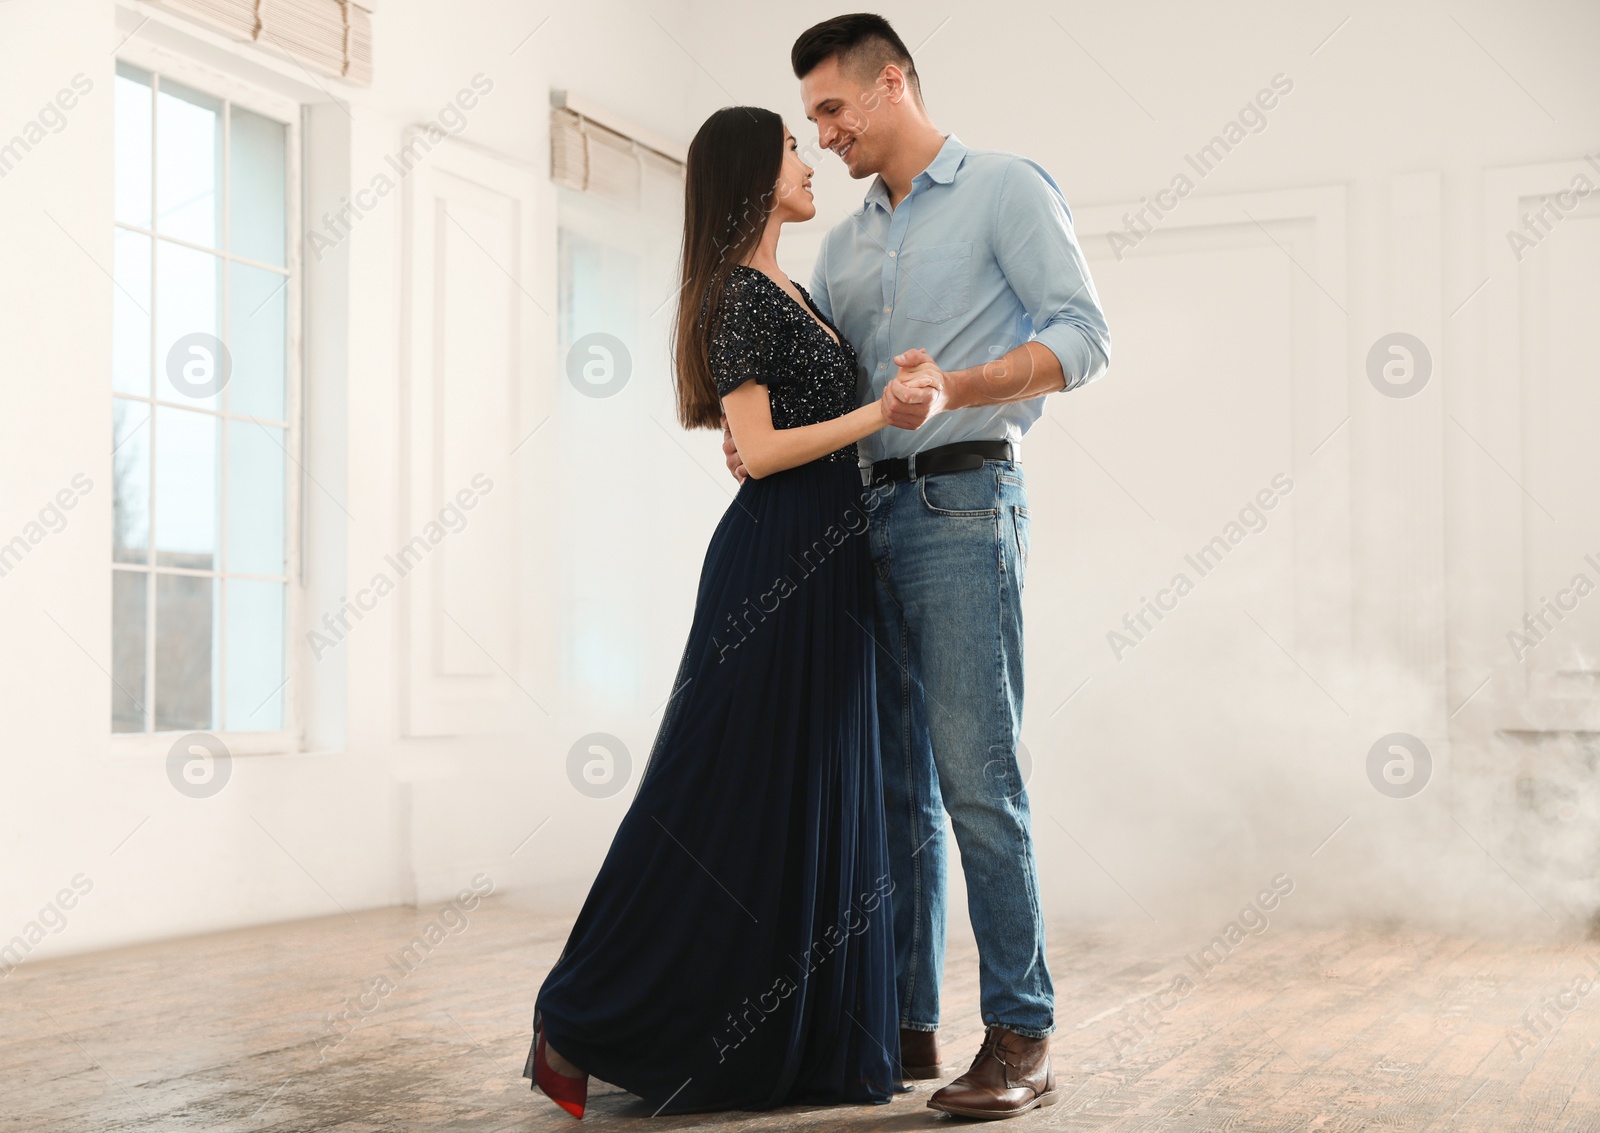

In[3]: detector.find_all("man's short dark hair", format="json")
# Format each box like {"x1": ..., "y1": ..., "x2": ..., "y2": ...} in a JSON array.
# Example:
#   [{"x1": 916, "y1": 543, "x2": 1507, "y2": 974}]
[{"x1": 791, "y1": 13, "x2": 921, "y2": 103}]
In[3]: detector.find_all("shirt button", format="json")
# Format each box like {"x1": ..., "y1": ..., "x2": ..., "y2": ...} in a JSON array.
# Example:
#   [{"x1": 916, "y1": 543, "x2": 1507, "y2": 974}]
[
  {"x1": 888, "y1": 250, "x2": 897, "y2": 258},
  {"x1": 883, "y1": 306, "x2": 891, "y2": 314}
]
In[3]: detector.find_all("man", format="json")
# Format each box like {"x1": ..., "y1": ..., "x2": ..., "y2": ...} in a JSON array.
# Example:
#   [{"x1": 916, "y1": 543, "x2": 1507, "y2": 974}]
[{"x1": 723, "y1": 12, "x2": 1110, "y2": 1119}]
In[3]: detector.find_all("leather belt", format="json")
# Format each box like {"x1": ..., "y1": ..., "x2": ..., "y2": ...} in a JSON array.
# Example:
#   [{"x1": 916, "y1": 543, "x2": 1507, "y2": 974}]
[{"x1": 868, "y1": 440, "x2": 1016, "y2": 486}]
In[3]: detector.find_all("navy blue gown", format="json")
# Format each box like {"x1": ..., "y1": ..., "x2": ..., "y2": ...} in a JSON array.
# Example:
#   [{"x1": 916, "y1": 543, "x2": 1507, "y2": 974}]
[{"x1": 524, "y1": 265, "x2": 903, "y2": 1115}]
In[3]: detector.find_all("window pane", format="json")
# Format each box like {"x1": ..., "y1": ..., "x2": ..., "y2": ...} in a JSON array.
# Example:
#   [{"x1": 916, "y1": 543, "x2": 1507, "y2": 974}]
[
  {"x1": 228, "y1": 261, "x2": 287, "y2": 419},
  {"x1": 226, "y1": 419, "x2": 285, "y2": 576},
  {"x1": 115, "y1": 63, "x2": 152, "y2": 229},
  {"x1": 559, "y1": 226, "x2": 639, "y2": 349},
  {"x1": 113, "y1": 229, "x2": 151, "y2": 396},
  {"x1": 155, "y1": 79, "x2": 221, "y2": 247},
  {"x1": 558, "y1": 224, "x2": 644, "y2": 708},
  {"x1": 155, "y1": 573, "x2": 218, "y2": 731},
  {"x1": 225, "y1": 579, "x2": 284, "y2": 731},
  {"x1": 229, "y1": 105, "x2": 286, "y2": 267},
  {"x1": 112, "y1": 570, "x2": 148, "y2": 733},
  {"x1": 155, "y1": 240, "x2": 223, "y2": 407},
  {"x1": 154, "y1": 405, "x2": 219, "y2": 570},
  {"x1": 114, "y1": 65, "x2": 297, "y2": 741},
  {"x1": 113, "y1": 398, "x2": 151, "y2": 563}
]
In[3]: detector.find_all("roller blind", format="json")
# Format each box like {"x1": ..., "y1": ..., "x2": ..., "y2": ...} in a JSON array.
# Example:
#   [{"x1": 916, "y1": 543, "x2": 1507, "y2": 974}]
[
  {"x1": 550, "y1": 105, "x2": 683, "y2": 216},
  {"x1": 142, "y1": 0, "x2": 374, "y2": 84}
]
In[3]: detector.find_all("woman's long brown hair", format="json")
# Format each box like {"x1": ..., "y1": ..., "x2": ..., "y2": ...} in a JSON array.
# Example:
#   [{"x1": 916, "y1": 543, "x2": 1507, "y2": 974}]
[{"x1": 672, "y1": 106, "x2": 784, "y2": 430}]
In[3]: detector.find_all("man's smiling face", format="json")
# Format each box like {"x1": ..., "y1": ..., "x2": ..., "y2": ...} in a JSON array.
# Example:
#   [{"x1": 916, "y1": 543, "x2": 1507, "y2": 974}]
[{"x1": 801, "y1": 54, "x2": 884, "y2": 179}]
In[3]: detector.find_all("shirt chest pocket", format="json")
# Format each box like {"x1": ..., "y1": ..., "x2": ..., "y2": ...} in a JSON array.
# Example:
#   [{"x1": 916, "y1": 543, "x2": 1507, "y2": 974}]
[{"x1": 896, "y1": 241, "x2": 973, "y2": 324}]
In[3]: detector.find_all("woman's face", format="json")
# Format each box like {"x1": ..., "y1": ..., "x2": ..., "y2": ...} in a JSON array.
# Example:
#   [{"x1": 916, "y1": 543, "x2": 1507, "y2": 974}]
[{"x1": 770, "y1": 125, "x2": 816, "y2": 224}]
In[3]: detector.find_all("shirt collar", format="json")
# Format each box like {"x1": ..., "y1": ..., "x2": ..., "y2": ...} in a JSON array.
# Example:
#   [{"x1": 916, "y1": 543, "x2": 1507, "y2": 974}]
[{"x1": 859, "y1": 133, "x2": 967, "y2": 215}]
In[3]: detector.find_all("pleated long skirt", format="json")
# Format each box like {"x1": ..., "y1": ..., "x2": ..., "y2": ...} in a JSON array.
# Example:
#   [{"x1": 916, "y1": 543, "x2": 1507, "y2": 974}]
[{"x1": 524, "y1": 458, "x2": 903, "y2": 1115}]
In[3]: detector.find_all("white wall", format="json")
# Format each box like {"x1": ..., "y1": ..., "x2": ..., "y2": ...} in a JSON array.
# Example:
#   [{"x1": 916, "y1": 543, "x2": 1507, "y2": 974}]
[
  {"x1": 0, "y1": 0, "x2": 695, "y2": 962},
  {"x1": 3, "y1": 0, "x2": 1599, "y2": 968}
]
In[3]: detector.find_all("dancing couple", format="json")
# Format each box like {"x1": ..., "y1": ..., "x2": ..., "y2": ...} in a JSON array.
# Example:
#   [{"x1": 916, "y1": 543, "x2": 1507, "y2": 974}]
[{"x1": 523, "y1": 11, "x2": 1110, "y2": 1121}]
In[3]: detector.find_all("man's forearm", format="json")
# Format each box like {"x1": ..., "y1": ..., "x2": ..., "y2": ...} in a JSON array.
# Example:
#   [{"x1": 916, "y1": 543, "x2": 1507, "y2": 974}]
[{"x1": 946, "y1": 340, "x2": 1066, "y2": 409}]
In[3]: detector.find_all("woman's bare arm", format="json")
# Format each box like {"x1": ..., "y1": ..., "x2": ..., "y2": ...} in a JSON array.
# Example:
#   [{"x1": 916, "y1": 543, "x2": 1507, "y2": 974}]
[{"x1": 720, "y1": 379, "x2": 886, "y2": 479}]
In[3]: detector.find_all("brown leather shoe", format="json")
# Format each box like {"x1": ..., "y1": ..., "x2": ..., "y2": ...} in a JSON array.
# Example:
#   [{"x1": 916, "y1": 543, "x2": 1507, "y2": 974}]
[
  {"x1": 900, "y1": 1027, "x2": 941, "y2": 1079},
  {"x1": 927, "y1": 1024, "x2": 1058, "y2": 1119}
]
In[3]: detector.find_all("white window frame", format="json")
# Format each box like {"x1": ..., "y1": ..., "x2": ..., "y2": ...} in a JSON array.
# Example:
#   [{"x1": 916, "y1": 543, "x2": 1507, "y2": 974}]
[{"x1": 111, "y1": 40, "x2": 305, "y2": 759}]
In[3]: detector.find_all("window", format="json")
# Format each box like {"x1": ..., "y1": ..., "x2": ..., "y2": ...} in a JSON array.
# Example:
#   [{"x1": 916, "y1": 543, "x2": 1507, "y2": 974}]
[
  {"x1": 111, "y1": 57, "x2": 299, "y2": 741},
  {"x1": 552, "y1": 110, "x2": 683, "y2": 718}
]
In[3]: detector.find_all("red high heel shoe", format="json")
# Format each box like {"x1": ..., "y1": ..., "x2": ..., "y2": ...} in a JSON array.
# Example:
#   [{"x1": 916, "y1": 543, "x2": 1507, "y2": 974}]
[{"x1": 533, "y1": 1010, "x2": 588, "y2": 1120}]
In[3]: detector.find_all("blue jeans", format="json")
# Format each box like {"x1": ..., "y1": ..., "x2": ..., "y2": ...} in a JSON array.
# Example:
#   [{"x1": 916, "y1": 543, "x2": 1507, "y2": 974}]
[{"x1": 861, "y1": 458, "x2": 1053, "y2": 1039}]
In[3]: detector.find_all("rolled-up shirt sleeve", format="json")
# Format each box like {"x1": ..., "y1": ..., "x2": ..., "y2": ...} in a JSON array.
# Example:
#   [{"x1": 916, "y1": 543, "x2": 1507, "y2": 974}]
[{"x1": 994, "y1": 157, "x2": 1111, "y2": 391}]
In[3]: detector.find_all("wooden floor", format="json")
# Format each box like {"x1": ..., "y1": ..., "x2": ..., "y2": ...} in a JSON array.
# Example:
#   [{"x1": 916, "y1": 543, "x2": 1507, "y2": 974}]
[{"x1": 5, "y1": 892, "x2": 1600, "y2": 1131}]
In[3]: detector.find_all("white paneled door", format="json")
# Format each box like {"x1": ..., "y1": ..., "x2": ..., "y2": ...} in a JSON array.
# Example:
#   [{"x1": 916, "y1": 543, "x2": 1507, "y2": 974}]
[{"x1": 400, "y1": 134, "x2": 542, "y2": 737}]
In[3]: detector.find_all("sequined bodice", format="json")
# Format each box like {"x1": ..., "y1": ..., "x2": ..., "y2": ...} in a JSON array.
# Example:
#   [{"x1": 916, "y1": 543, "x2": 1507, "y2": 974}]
[{"x1": 705, "y1": 264, "x2": 861, "y2": 465}]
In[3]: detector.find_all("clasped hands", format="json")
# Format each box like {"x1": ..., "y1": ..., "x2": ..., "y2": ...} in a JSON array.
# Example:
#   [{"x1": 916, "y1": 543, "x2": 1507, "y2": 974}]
[
  {"x1": 721, "y1": 348, "x2": 947, "y2": 483},
  {"x1": 877, "y1": 347, "x2": 947, "y2": 431}
]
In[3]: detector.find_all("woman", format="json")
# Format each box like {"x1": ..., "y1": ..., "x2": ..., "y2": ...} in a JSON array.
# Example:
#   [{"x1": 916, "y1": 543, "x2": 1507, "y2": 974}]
[{"x1": 521, "y1": 106, "x2": 931, "y2": 1118}]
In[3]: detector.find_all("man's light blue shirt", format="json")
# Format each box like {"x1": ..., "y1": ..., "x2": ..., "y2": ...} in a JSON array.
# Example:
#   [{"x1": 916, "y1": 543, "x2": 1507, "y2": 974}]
[{"x1": 807, "y1": 134, "x2": 1111, "y2": 464}]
